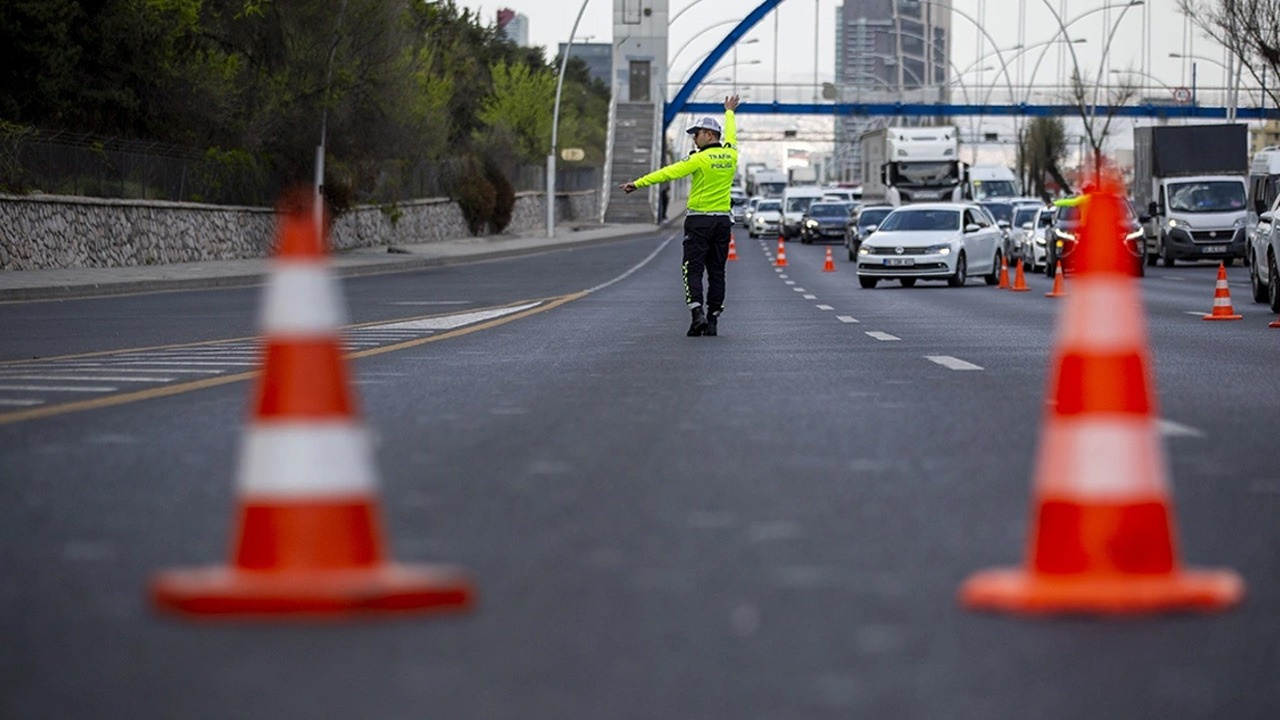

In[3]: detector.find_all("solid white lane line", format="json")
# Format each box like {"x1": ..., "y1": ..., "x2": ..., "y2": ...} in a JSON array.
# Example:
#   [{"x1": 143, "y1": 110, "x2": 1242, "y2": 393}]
[
  {"x1": 816, "y1": 305, "x2": 834, "y2": 310},
  {"x1": 119, "y1": 361, "x2": 256, "y2": 367},
  {"x1": 0, "y1": 385, "x2": 117, "y2": 392},
  {"x1": 586, "y1": 233, "x2": 676, "y2": 293},
  {"x1": 1158, "y1": 419, "x2": 1205, "y2": 438},
  {"x1": 0, "y1": 399, "x2": 44, "y2": 406},
  {"x1": 865, "y1": 332, "x2": 900, "y2": 341},
  {"x1": 926, "y1": 355, "x2": 984, "y2": 371},
  {"x1": 72, "y1": 365, "x2": 223, "y2": 374},
  {"x1": 0, "y1": 374, "x2": 174, "y2": 383},
  {"x1": 386, "y1": 300, "x2": 472, "y2": 306},
  {"x1": 837, "y1": 316, "x2": 860, "y2": 323},
  {"x1": 1184, "y1": 311, "x2": 1205, "y2": 316},
  {"x1": 803, "y1": 294, "x2": 817, "y2": 299}
]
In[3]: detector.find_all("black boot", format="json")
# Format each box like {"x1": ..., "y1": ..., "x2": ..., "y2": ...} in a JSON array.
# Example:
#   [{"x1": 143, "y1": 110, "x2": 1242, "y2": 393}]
[
  {"x1": 704, "y1": 312, "x2": 718, "y2": 336},
  {"x1": 687, "y1": 307, "x2": 708, "y2": 336}
]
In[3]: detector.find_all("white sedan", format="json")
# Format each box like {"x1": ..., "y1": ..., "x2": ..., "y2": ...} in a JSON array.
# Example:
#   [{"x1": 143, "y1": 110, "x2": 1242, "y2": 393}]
[{"x1": 856, "y1": 203, "x2": 1005, "y2": 289}]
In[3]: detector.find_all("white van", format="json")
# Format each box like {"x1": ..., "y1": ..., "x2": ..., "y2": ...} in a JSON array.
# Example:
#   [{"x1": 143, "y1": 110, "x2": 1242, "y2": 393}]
[
  {"x1": 967, "y1": 165, "x2": 1019, "y2": 200},
  {"x1": 1247, "y1": 147, "x2": 1280, "y2": 305},
  {"x1": 780, "y1": 186, "x2": 827, "y2": 239}
]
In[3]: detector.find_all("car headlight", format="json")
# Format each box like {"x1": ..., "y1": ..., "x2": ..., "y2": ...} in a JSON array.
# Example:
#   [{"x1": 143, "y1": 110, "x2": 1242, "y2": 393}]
[
  {"x1": 805, "y1": 219, "x2": 818, "y2": 228},
  {"x1": 925, "y1": 243, "x2": 952, "y2": 256},
  {"x1": 1233, "y1": 217, "x2": 1246, "y2": 229},
  {"x1": 1034, "y1": 236, "x2": 1046, "y2": 246},
  {"x1": 1168, "y1": 218, "x2": 1190, "y2": 229},
  {"x1": 858, "y1": 245, "x2": 873, "y2": 255},
  {"x1": 1053, "y1": 229, "x2": 1075, "y2": 241}
]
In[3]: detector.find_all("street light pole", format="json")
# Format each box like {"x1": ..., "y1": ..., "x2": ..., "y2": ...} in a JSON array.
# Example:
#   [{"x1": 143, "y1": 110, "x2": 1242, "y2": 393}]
[{"x1": 547, "y1": 0, "x2": 590, "y2": 238}]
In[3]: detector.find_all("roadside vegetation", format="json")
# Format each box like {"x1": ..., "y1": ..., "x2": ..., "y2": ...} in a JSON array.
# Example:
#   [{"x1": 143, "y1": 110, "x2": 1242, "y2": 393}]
[{"x1": 0, "y1": 0, "x2": 609, "y2": 227}]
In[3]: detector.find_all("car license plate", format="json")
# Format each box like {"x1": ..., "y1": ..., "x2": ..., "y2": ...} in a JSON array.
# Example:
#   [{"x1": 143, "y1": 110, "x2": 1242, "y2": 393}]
[
  {"x1": 1203, "y1": 245, "x2": 1226, "y2": 253},
  {"x1": 884, "y1": 258, "x2": 914, "y2": 266}
]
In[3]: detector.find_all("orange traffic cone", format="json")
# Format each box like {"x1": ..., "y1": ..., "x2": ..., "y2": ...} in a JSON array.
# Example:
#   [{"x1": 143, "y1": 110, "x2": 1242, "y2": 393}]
[
  {"x1": 1010, "y1": 258, "x2": 1030, "y2": 292},
  {"x1": 151, "y1": 190, "x2": 474, "y2": 619},
  {"x1": 1202, "y1": 262, "x2": 1243, "y2": 320},
  {"x1": 822, "y1": 246, "x2": 836, "y2": 272},
  {"x1": 1045, "y1": 263, "x2": 1067, "y2": 298},
  {"x1": 776, "y1": 236, "x2": 788, "y2": 268},
  {"x1": 727, "y1": 237, "x2": 738, "y2": 261},
  {"x1": 1270, "y1": 316, "x2": 1280, "y2": 328},
  {"x1": 959, "y1": 179, "x2": 1244, "y2": 615},
  {"x1": 997, "y1": 256, "x2": 1010, "y2": 289}
]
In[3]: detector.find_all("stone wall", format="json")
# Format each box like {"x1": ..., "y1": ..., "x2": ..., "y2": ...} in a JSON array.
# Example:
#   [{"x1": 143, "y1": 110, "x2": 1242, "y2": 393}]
[{"x1": 0, "y1": 189, "x2": 600, "y2": 270}]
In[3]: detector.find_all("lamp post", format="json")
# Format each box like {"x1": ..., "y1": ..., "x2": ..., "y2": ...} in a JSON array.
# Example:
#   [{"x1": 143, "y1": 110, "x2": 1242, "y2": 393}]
[
  {"x1": 1024, "y1": 0, "x2": 1141, "y2": 99},
  {"x1": 733, "y1": 38, "x2": 759, "y2": 94},
  {"x1": 1170, "y1": 52, "x2": 1236, "y2": 119},
  {"x1": 547, "y1": 0, "x2": 590, "y2": 238},
  {"x1": 669, "y1": 19, "x2": 741, "y2": 70}
]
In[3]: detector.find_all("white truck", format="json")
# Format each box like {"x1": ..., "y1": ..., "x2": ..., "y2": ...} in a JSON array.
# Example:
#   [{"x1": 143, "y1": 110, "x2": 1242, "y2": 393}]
[
  {"x1": 1133, "y1": 124, "x2": 1249, "y2": 267},
  {"x1": 859, "y1": 125, "x2": 966, "y2": 206},
  {"x1": 967, "y1": 164, "x2": 1020, "y2": 199},
  {"x1": 746, "y1": 168, "x2": 788, "y2": 199}
]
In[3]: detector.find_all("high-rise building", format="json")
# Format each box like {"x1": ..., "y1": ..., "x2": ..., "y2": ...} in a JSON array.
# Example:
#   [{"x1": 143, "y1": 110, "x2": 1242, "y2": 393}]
[
  {"x1": 496, "y1": 8, "x2": 529, "y2": 47},
  {"x1": 834, "y1": 1, "x2": 952, "y2": 182}
]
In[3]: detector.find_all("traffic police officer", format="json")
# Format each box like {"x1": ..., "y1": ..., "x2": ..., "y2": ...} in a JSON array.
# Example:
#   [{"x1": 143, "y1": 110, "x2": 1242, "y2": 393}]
[{"x1": 621, "y1": 95, "x2": 740, "y2": 336}]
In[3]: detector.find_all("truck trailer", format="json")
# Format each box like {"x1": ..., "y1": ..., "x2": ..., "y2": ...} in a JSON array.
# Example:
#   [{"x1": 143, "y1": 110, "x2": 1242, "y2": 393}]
[
  {"x1": 1132, "y1": 123, "x2": 1249, "y2": 266},
  {"x1": 859, "y1": 126, "x2": 966, "y2": 206}
]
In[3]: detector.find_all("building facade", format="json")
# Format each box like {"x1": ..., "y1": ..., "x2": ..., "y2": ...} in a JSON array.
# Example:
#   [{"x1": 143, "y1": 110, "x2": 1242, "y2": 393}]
[
  {"x1": 834, "y1": 0, "x2": 952, "y2": 182},
  {"x1": 559, "y1": 42, "x2": 613, "y2": 88},
  {"x1": 496, "y1": 8, "x2": 529, "y2": 46}
]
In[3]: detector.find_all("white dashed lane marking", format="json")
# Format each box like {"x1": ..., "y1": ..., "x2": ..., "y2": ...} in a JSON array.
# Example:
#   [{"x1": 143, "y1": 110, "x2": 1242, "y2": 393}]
[
  {"x1": 926, "y1": 355, "x2": 983, "y2": 371},
  {"x1": 793, "y1": 287, "x2": 806, "y2": 292},
  {"x1": 837, "y1": 316, "x2": 860, "y2": 323},
  {"x1": 803, "y1": 294, "x2": 817, "y2": 299},
  {"x1": 865, "y1": 331, "x2": 900, "y2": 341},
  {"x1": 1158, "y1": 419, "x2": 1205, "y2": 438},
  {"x1": 816, "y1": 305, "x2": 834, "y2": 310}
]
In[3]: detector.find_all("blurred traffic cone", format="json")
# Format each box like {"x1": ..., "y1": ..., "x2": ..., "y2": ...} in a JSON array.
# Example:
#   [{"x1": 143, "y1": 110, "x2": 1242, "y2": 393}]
[
  {"x1": 1011, "y1": 258, "x2": 1030, "y2": 292},
  {"x1": 1202, "y1": 262, "x2": 1243, "y2": 321},
  {"x1": 151, "y1": 189, "x2": 474, "y2": 619},
  {"x1": 1045, "y1": 263, "x2": 1067, "y2": 298},
  {"x1": 776, "y1": 236, "x2": 788, "y2": 267},
  {"x1": 998, "y1": 256, "x2": 1010, "y2": 289},
  {"x1": 727, "y1": 237, "x2": 738, "y2": 261},
  {"x1": 823, "y1": 246, "x2": 836, "y2": 272},
  {"x1": 1270, "y1": 316, "x2": 1280, "y2": 328},
  {"x1": 959, "y1": 180, "x2": 1244, "y2": 615}
]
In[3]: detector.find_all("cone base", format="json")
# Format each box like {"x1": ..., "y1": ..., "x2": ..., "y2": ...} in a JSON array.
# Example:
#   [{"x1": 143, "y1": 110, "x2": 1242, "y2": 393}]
[
  {"x1": 1011, "y1": 287, "x2": 1030, "y2": 292},
  {"x1": 959, "y1": 567, "x2": 1244, "y2": 615},
  {"x1": 151, "y1": 563, "x2": 474, "y2": 619},
  {"x1": 1270, "y1": 319, "x2": 1280, "y2": 328},
  {"x1": 1202, "y1": 313, "x2": 1243, "y2": 321},
  {"x1": 1045, "y1": 291, "x2": 1066, "y2": 298}
]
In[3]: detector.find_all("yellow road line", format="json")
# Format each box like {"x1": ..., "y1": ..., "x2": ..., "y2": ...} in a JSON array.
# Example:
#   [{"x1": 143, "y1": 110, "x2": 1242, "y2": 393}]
[{"x1": 0, "y1": 292, "x2": 586, "y2": 425}]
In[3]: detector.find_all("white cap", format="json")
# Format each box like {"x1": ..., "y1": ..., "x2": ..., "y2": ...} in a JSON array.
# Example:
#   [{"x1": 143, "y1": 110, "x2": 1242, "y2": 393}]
[{"x1": 686, "y1": 115, "x2": 722, "y2": 136}]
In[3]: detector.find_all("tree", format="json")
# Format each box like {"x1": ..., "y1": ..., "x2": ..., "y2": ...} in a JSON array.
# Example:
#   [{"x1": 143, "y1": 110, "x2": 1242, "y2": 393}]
[
  {"x1": 1020, "y1": 117, "x2": 1072, "y2": 199},
  {"x1": 477, "y1": 60, "x2": 556, "y2": 162},
  {"x1": 1068, "y1": 68, "x2": 1138, "y2": 178},
  {"x1": 1178, "y1": 0, "x2": 1280, "y2": 111}
]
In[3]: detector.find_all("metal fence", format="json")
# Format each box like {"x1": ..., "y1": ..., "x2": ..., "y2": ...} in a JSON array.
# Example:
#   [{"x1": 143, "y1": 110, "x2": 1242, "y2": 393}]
[{"x1": 0, "y1": 127, "x2": 602, "y2": 206}]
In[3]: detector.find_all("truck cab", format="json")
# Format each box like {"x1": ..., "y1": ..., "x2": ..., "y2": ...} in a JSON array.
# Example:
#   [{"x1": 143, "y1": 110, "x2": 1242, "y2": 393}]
[{"x1": 1147, "y1": 176, "x2": 1248, "y2": 267}]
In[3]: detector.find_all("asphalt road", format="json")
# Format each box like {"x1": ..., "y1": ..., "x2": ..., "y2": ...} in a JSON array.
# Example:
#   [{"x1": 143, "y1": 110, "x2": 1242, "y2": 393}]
[{"x1": 2, "y1": 229, "x2": 1278, "y2": 719}]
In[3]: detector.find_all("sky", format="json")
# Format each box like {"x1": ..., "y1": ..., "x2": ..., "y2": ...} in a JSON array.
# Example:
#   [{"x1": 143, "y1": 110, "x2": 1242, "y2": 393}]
[{"x1": 455, "y1": 1, "x2": 1244, "y2": 166}]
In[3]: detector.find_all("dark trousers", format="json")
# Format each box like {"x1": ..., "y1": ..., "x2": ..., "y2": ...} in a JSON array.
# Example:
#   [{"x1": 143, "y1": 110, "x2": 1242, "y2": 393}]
[{"x1": 682, "y1": 215, "x2": 732, "y2": 314}]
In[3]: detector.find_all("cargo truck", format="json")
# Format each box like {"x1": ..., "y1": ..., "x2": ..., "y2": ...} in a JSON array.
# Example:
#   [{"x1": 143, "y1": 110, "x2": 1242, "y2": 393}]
[
  {"x1": 859, "y1": 125, "x2": 966, "y2": 206},
  {"x1": 1132, "y1": 124, "x2": 1249, "y2": 266}
]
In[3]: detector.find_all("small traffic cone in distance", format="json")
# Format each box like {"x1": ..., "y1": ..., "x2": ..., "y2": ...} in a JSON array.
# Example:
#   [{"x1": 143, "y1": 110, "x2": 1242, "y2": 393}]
[
  {"x1": 727, "y1": 237, "x2": 738, "y2": 261},
  {"x1": 1045, "y1": 263, "x2": 1067, "y2": 298},
  {"x1": 1202, "y1": 262, "x2": 1243, "y2": 320},
  {"x1": 1270, "y1": 315, "x2": 1280, "y2": 328},
  {"x1": 823, "y1": 246, "x2": 836, "y2": 272},
  {"x1": 776, "y1": 236, "x2": 788, "y2": 267},
  {"x1": 1011, "y1": 258, "x2": 1030, "y2": 292},
  {"x1": 998, "y1": 256, "x2": 1010, "y2": 289},
  {"x1": 150, "y1": 188, "x2": 474, "y2": 619},
  {"x1": 959, "y1": 174, "x2": 1244, "y2": 615}
]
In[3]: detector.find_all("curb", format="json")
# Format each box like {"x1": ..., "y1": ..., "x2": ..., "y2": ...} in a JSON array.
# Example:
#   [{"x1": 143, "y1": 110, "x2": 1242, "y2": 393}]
[{"x1": 0, "y1": 227, "x2": 662, "y2": 302}]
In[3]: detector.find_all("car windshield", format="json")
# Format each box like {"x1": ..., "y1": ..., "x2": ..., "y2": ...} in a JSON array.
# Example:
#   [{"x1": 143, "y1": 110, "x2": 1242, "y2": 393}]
[
  {"x1": 808, "y1": 204, "x2": 847, "y2": 217},
  {"x1": 1057, "y1": 201, "x2": 1137, "y2": 225},
  {"x1": 1013, "y1": 206, "x2": 1040, "y2": 226},
  {"x1": 973, "y1": 180, "x2": 1018, "y2": 199},
  {"x1": 757, "y1": 200, "x2": 781, "y2": 212},
  {"x1": 980, "y1": 202, "x2": 1014, "y2": 223},
  {"x1": 1167, "y1": 181, "x2": 1246, "y2": 213},
  {"x1": 879, "y1": 209, "x2": 961, "y2": 232},
  {"x1": 858, "y1": 208, "x2": 893, "y2": 226},
  {"x1": 786, "y1": 197, "x2": 815, "y2": 213}
]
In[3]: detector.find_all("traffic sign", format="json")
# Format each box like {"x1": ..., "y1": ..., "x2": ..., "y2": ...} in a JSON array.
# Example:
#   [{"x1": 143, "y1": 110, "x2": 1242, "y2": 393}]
[
  {"x1": 1172, "y1": 87, "x2": 1193, "y2": 104},
  {"x1": 561, "y1": 148, "x2": 585, "y2": 162}
]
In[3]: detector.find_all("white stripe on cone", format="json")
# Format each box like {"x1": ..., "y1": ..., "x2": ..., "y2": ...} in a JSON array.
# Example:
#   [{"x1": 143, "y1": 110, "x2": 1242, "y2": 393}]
[
  {"x1": 1056, "y1": 276, "x2": 1146, "y2": 353},
  {"x1": 1035, "y1": 415, "x2": 1170, "y2": 500},
  {"x1": 1213, "y1": 297, "x2": 1232, "y2": 307},
  {"x1": 237, "y1": 422, "x2": 378, "y2": 497},
  {"x1": 260, "y1": 263, "x2": 347, "y2": 335}
]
